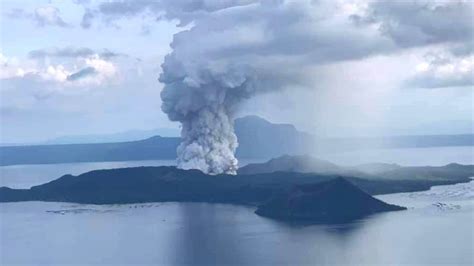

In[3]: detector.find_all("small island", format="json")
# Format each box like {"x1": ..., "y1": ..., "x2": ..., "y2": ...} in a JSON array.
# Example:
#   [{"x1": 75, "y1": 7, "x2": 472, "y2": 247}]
[{"x1": 256, "y1": 177, "x2": 406, "y2": 222}]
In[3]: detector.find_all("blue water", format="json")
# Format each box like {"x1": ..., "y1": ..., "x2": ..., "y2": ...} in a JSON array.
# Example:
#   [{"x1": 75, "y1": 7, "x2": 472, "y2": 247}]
[{"x1": 1, "y1": 182, "x2": 472, "y2": 266}]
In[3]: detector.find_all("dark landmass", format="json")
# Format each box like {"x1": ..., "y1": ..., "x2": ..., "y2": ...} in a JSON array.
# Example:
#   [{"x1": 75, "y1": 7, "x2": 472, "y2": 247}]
[
  {"x1": 239, "y1": 155, "x2": 474, "y2": 181},
  {"x1": 373, "y1": 163, "x2": 474, "y2": 180},
  {"x1": 238, "y1": 155, "x2": 369, "y2": 177},
  {"x1": 0, "y1": 136, "x2": 181, "y2": 166},
  {"x1": 234, "y1": 115, "x2": 313, "y2": 159},
  {"x1": 1, "y1": 116, "x2": 472, "y2": 166},
  {"x1": 0, "y1": 166, "x2": 465, "y2": 205},
  {"x1": 44, "y1": 128, "x2": 180, "y2": 144},
  {"x1": 0, "y1": 116, "x2": 309, "y2": 166},
  {"x1": 255, "y1": 178, "x2": 406, "y2": 222},
  {"x1": 350, "y1": 163, "x2": 402, "y2": 175},
  {"x1": 318, "y1": 134, "x2": 474, "y2": 151}
]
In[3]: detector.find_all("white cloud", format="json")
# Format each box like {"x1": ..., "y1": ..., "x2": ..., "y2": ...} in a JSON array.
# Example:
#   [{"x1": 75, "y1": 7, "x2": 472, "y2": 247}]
[
  {"x1": 71, "y1": 56, "x2": 118, "y2": 85},
  {"x1": 43, "y1": 64, "x2": 70, "y2": 82},
  {"x1": 0, "y1": 54, "x2": 30, "y2": 79},
  {"x1": 0, "y1": 55, "x2": 170, "y2": 143},
  {"x1": 34, "y1": 6, "x2": 70, "y2": 27},
  {"x1": 1, "y1": 53, "x2": 118, "y2": 88},
  {"x1": 406, "y1": 53, "x2": 473, "y2": 88}
]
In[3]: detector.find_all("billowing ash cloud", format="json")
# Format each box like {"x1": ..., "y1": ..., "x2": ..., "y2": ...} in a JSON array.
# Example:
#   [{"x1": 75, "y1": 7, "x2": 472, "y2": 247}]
[
  {"x1": 157, "y1": 1, "x2": 324, "y2": 174},
  {"x1": 155, "y1": 0, "x2": 474, "y2": 174},
  {"x1": 160, "y1": 57, "x2": 258, "y2": 174},
  {"x1": 157, "y1": 0, "x2": 392, "y2": 174}
]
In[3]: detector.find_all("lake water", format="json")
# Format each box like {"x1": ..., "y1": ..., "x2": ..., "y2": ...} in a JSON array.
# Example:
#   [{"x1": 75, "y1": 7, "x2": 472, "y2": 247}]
[
  {"x1": 0, "y1": 146, "x2": 473, "y2": 265},
  {"x1": 0, "y1": 180, "x2": 472, "y2": 265}
]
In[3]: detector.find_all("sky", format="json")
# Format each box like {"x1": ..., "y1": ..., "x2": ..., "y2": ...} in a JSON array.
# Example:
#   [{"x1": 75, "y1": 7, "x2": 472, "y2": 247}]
[{"x1": 0, "y1": 0, "x2": 473, "y2": 143}]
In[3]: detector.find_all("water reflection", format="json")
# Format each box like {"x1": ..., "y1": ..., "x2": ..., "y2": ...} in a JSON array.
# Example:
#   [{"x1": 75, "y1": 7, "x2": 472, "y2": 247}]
[
  {"x1": 172, "y1": 203, "x2": 247, "y2": 265},
  {"x1": 166, "y1": 203, "x2": 372, "y2": 266},
  {"x1": 1, "y1": 200, "x2": 472, "y2": 265}
]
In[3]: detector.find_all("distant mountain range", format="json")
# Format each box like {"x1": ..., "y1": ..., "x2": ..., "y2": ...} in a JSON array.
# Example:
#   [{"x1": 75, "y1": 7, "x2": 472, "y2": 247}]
[
  {"x1": 238, "y1": 155, "x2": 365, "y2": 176},
  {"x1": 0, "y1": 116, "x2": 310, "y2": 166},
  {"x1": 234, "y1": 115, "x2": 313, "y2": 158},
  {"x1": 239, "y1": 155, "x2": 474, "y2": 181},
  {"x1": 0, "y1": 115, "x2": 472, "y2": 166},
  {"x1": 43, "y1": 128, "x2": 180, "y2": 144},
  {"x1": 320, "y1": 134, "x2": 474, "y2": 151}
]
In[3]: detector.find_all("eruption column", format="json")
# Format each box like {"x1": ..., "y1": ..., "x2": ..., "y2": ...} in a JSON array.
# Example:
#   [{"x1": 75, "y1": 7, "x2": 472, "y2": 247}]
[{"x1": 160, "y1": 57, "x2": 254, "y2": 175}]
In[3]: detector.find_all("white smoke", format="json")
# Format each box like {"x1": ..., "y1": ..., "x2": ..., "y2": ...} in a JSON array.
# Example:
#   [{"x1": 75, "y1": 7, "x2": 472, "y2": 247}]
[{"x1": 160, "y1": 57, "x2": 257, "y2": 174}]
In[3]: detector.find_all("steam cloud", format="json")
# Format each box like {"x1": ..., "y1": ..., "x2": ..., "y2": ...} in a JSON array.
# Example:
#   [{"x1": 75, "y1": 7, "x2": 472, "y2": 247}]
[{"x1": 160, "y1": 57, "x2": 257, "y2": 174}]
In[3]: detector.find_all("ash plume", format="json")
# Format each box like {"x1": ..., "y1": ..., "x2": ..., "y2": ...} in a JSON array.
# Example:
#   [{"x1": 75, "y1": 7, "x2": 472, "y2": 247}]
[
  {"x1": 157, "y1": 2, "x2": 314, "y2": 175},
  {"x1": 160, "y1": 57, "x2": 257, "y2": 174},
  {"x1": 157, "y1": 0, "x2": 372, "y2": 175}
]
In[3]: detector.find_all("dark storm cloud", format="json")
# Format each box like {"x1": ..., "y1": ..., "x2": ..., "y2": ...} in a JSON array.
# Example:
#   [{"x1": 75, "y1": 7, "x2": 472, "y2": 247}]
[
  {"x1": 80, "y1": 8, "x2": 95, "y2": 29},
  {"x1": 79, "y1": 1, "x2": 473, "y2": 64},
  {"x1": 405, "y1": 71, "x2": 473, "y2": 89},
  {"x1": 450, "y1": 42, "x2": 474, "y2": 57},
  {"x1": 28, "y1": 47, "x2": 123, "y2": 59},
  {"x1": 7, "y1": 6, "x2": 71, "y2": 28},
  {"x1": 73, "y1": 0, "x2": 473, "y2": 94},
  {"x1": 29, "y1": 47, "x2": 94, "y2": 58},
  {"x1": 67, "y1": 67, "x2": 97, "y2": 81},
  {"x1": 350, "y1": 0, "x2": 473, "y2": 89},
  {"x1": 99, "y1": 49, "x2": 123, "y2": 59},
  {"x1": 354, "y1": 0, "x2": 473, "y2": 48},
  {"x1": 79, "y1": 0, "x2": 257, "y2": 28},
  {"x1": 157, "y1": 0, "x2": 396, "y2": 91}
]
